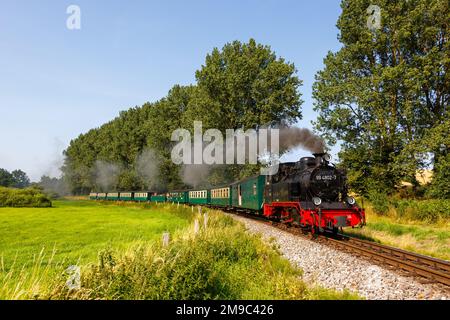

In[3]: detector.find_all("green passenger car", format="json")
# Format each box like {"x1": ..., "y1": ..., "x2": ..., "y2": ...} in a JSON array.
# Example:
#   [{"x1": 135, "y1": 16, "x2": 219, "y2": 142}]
[
  {"x1": 134, "y1": 192, "x2": 152, "y2": 202},
  {"x1": 106, "y1": 192, "x2": 119, "y2": 201},
  {"x1": 89, "y1": 192, "x2": 97, "y2": 200},
  {"x1": 119, "y1": 192, "x2": 134, "y2": 201},
  {"x1": 231, "y1": 175, "x2": 265, "y2": 212},
  {"x1": 210, "y1": 186, "x2": 231, "y2": 207},
  {"x1": 97, "y1": 193, "x2": 107, "y2": 200},
  {"x1": 167, "y1": 191, "x2": 188, "y2": 203},
  {"x1": 151, "y1": 194, "x2": 167, "y2": 202},
  {"x1": 188, "y1": 190, "x2": 210, "y2": 205}
]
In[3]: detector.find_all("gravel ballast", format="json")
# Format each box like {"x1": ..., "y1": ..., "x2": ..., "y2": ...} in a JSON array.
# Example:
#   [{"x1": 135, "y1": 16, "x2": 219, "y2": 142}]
[{"x1": 230, "y1": 214, "x2": 449, "y2": 300}]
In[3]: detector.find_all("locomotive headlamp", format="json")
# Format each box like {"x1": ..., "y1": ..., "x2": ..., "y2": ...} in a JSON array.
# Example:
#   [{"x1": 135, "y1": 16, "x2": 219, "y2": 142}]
[
  {"x1": 346, "y1": 196, "x2": 356, "y2": 205},
  {"x1": 323, "y1": 153, "x2": 332, "y2": 162},
  {"x1": 313, "y1": 197, "x2": 322, "y2": 206}
]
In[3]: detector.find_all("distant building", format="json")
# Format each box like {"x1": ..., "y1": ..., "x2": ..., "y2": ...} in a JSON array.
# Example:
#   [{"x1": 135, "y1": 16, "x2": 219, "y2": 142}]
[
  {"x1": 416, "y1": 170, "x2": 433, "y2": 185},
  {"x1": 398, "y1": 170, "x2": 433, "y2": 188}
]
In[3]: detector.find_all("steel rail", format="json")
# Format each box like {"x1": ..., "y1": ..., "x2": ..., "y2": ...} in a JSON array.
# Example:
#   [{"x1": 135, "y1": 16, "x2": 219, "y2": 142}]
[
  {"x1": 340, "y1": 236, "x2": 450, "y2": 273},
  {"x1": 319, "y1": 236, "x2": 450, "y2": 286}
]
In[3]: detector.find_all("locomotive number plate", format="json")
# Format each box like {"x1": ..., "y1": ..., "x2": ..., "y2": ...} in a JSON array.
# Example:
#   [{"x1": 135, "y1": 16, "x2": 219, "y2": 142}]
[{"x1": 316, "y1": 175, "x2": 337, "y2": 181}]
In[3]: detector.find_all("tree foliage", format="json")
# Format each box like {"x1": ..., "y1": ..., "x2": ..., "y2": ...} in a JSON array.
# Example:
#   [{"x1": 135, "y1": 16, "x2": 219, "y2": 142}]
[
  {"x1": 185, "y1": 39, "x2": 302, "y2": 131},
  {"x1": 62, "y1": 39, "x2": 303, "y2": 193},
  {"x1": 0, "y1": 168, "x2": 30, "y2": 189},
  {"x1": 313, "y1": 0, "x2": 449, "y2": 196},
  {"x1": 38, "y1": 175, "x2": 71, "y2": 198},
  {"x1": 0, "y1": 169, "x2": 13, "y2": 187},
  {"x1": 11, "y1": 170, "x2": 31, "y2": 189}
]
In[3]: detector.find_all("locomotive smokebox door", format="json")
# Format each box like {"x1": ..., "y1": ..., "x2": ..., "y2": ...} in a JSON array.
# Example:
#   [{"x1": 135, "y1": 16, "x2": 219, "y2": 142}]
[{"x1": 334, "y1": 216, "x2": 347, "y2": 227}]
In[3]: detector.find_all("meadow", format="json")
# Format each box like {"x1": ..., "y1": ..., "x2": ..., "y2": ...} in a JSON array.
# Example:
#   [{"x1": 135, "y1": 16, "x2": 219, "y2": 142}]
[
  {"x1": 0, "y1": 199, "x2": 357, "y2": 300},
  {"x1": 0, "y1": 200, "x2": 192, "y2": 281}
]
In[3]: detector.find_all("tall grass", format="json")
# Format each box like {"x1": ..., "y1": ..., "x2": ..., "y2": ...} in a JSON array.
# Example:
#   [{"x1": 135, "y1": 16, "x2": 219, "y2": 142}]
[
  {"x1": 391, "y1": 199, "x2": 450, "y2": 223},
  {"x1": 0, "y1": 248, "x2": 65, "y2": 299}
]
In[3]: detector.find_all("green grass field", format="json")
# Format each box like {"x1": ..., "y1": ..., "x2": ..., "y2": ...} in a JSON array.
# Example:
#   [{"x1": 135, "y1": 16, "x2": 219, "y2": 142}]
[
  {"x1": 0, "y1": 199, "x2": 359, "y2": 300},
  {"x1": 0, "y1": 200, "x2": 192, "y2": 271}
]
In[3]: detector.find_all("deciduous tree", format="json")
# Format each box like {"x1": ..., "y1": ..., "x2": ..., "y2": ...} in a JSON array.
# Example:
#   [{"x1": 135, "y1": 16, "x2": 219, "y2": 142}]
[
  {"x1": 313, "y1": 0, "x2": 449, "y2": 194},
  {"x1": 11, "y1": 170, "x2": 30, "y2": 188},
  {"x1": 0, "y1": 169, "x2": 13, "y2": 187}
]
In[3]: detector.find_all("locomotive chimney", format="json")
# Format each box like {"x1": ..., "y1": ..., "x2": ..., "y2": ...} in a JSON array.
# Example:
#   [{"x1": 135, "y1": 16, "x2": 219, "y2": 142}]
[
  {"x1": 313, "y1": 153, "x2": 325, "y2": 166},
  {"x1": 313, "y1": 153, "x2": 326, "y2": 158}
]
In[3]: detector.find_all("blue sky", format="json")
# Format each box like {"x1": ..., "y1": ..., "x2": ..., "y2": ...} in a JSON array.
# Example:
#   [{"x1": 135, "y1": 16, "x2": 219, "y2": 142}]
[{"x1": 0, "y1": 0, "x2": 343, "y2": 181}]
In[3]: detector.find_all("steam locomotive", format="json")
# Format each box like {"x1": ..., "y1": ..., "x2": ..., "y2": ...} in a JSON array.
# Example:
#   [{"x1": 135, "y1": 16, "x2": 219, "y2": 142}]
[
  {"x1": 263, "y1": 153, "x2": 365, "y2": 233},
  {"x1": 90, "y1": 153, "x2": 366, "y2": 233}
]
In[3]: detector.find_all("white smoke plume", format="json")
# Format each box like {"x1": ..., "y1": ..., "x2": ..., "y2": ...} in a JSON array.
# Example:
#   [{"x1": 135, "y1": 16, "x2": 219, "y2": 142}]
[
  {"x1": 177, "y1": 124, "x2": 326, "y2": 186},
  {"x1": 94, "y1": 160, "x2": 121, "y2": 191},
  {"x1": 180, "y1": 164, "x2": 212, "y2": 188},
  {"x1": 136, "y1": 149, "x2": 161, "y2": 190}
]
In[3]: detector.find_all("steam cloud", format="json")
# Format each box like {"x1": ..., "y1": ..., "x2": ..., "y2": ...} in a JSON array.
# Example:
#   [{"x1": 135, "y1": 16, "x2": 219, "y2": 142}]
[
  {"x1": 180, "y1": 164, "x2": 212, "y2": 188},
  {"x1": 279, "y1": 126, "x2": 325, "y2": 154},
  {"x1": 83, "y1": 124, "x2": 325, "y2": 191},
  {"x1": 94, "y1": 160, "x2": 121, "y2": 191},
  {"x1": 136, "y1": 149, "x2": 161, "y2": 190},
  {"x1": 178, "y1": 125, "x2": 326, "y2": 187},
  {"x1": 39, "y1": 175, "x2": 71, "y2": 197}
]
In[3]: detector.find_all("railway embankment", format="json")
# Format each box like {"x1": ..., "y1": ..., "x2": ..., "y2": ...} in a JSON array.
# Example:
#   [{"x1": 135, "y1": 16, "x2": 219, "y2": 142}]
[
  {"x1": 346, "y1": 200, "x2": 450, "y2": 261},
  {"x1": 229, "y1": 213, "x2": 450, "y2": 300}
]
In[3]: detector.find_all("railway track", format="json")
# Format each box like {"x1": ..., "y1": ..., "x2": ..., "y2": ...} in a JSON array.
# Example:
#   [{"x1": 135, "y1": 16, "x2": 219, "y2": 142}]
[
  {"x1": 229, "y1": 210, "x2": 450, "y2": 287},
  {"x1": 319, "y1": 235, "x2": 450, "y2": 287}
]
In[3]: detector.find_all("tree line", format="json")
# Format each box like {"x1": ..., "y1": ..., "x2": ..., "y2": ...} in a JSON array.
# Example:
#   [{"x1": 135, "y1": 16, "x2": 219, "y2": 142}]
[
  {"x1": 0, "y1": 168, "x2": 70, "y2": 198},
  {"x1": 63, "y1": 0, "x2": 448, "y2": 199},
  {"x1": 62, "y1": 39, "x2": 302, "y2": 194},
  {"x1": 0, "y1": 168, "x2": 30, "y2": 189}
]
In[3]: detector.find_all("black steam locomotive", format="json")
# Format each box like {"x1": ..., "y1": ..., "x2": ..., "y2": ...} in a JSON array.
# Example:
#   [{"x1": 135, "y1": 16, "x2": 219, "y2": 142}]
[{"x1": 263, "y1": 153, "x2": 365, "y2": 233}]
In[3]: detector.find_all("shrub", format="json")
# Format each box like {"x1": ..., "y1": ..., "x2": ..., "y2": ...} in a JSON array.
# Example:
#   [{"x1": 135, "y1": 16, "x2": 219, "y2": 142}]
[
  {"x1": 386, "y1": 198, "x2": 450, "y2": 223},
  {"x1": 367, "y1": 191, "x2": 390, "y2": 215},
  {"x1": 391, "y1": 199, "x2": 412, "y2": 218},
  {"x1": 426, "y1": 154, "x2": 450, "y2": 199},
  {"x1": 0, "y1": 187, "x2": 52, "y2": 208},
  {"x1": 410, "y1": 200, "x2": 450, "y2": 223}
]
